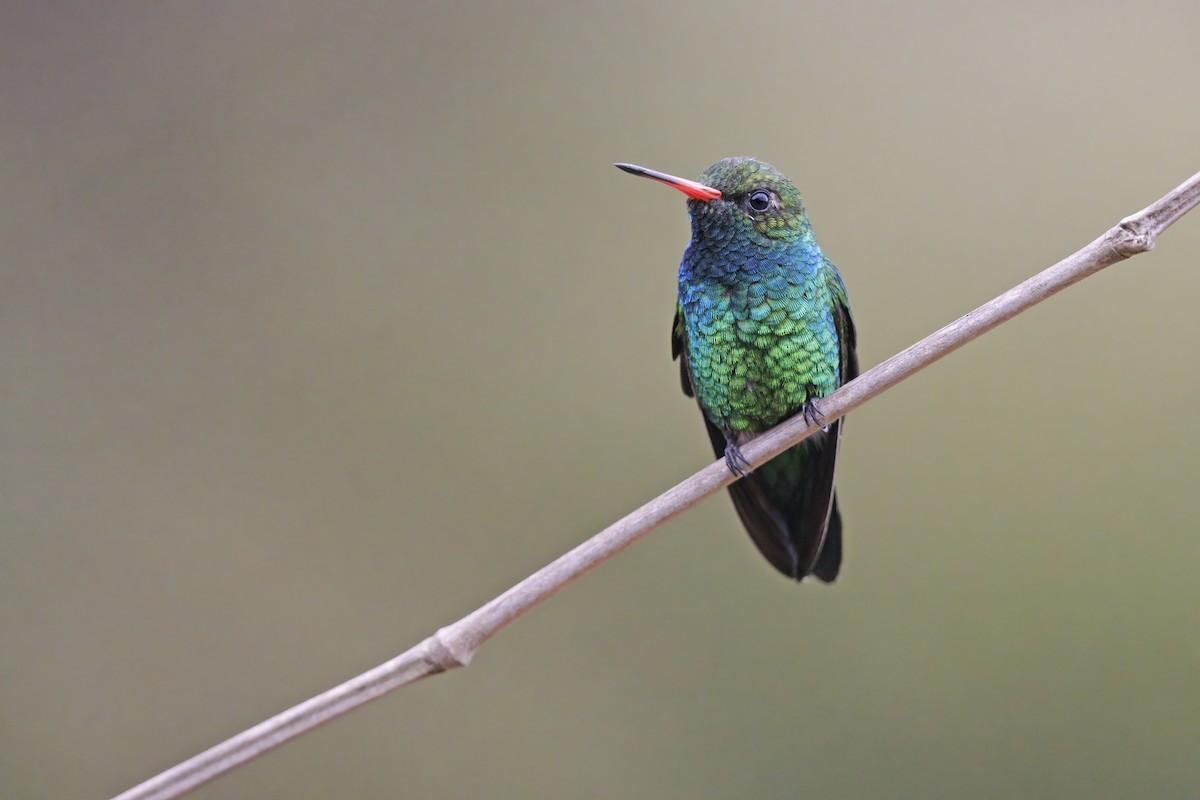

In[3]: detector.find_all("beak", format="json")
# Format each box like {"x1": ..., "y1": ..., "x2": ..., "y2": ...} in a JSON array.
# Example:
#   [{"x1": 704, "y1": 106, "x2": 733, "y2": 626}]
[{"x1": 614, "y1": 163, "x2": 721, "y2": 202}]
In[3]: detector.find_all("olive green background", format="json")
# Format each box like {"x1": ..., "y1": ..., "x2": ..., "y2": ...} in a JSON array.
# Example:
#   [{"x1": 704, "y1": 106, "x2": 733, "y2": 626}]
[{"x1": 5, "y1": 2, "x2": 1199, "y2": 798}]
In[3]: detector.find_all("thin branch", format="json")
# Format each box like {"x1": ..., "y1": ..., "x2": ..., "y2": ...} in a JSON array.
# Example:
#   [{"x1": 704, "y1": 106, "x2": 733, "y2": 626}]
[{"x1": 113, "y1": 169, "x2": 1200, "y2": 800}]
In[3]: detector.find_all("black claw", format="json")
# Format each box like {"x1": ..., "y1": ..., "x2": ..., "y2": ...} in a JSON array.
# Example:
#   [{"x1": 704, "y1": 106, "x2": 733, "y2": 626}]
[
  {"x1": 724, "y1": 442, "x2": 752, "y2": 477},
  {"x1": 801, "y1": 397, "x2": 825, "y2": 427}
]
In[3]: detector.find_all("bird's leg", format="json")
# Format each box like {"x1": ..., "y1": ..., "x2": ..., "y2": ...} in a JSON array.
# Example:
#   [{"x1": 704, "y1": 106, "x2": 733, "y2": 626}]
[{"x1": 723, "y1": 441, "x2": 752, "y2": 478}]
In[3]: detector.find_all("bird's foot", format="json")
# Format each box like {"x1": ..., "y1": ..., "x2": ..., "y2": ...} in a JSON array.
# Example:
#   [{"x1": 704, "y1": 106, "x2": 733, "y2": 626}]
[
  {"x1": 724, "y1": 442, "x2": 752, "y2": 478},
  {"x1": 801, "y1": 397, "x2": 826, "y2": 429}
]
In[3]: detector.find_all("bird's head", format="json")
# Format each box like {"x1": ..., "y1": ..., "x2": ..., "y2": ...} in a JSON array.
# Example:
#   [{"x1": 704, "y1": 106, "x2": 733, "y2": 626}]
[{"x1": 616, "y1": 157, "x2": 812, "y2": 248}]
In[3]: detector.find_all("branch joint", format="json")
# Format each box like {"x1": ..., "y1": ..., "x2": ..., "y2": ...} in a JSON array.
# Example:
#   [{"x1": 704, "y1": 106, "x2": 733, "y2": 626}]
[
  {"x1": 1112, "y1": 218, "x2": 1155, "y2": 257},
  {"x1": 426, "y1": 628, "x2": 476, "y2": 670}
]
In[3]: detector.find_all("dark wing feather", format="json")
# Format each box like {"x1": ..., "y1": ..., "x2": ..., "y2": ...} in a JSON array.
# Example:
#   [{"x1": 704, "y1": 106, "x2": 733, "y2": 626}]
[
  {"x1": 809, "y1": 264, "x2": 858, "y2": 580},
  {"x1": 828, "y1": 259, "x2": 859, "y2": 384},
  {"x1": 803, "y1": 267, "x2": 858, "y2": 581},
  {"x1": 671, "y1": 305, "x2": 694, "y2": 397},
  {"x1": 811, "y1": 498, "x2": 842, "y2": 582}
]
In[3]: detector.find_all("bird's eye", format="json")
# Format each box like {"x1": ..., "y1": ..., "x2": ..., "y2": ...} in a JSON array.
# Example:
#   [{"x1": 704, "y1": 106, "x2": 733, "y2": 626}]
[{"x1": 747, "y1": 191, "x2": 772, "y2": 213}]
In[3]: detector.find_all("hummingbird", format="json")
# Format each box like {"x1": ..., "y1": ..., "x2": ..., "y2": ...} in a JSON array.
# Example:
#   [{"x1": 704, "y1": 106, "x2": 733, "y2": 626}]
[{"x1": 616, "y1": 157, "x2": 857, "y2": 582}]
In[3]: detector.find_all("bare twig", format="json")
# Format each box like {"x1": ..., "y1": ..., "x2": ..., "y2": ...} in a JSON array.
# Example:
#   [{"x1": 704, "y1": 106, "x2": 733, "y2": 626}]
[{"x1": 113, "y1": 170, "x2": 1200, "y2": 800}]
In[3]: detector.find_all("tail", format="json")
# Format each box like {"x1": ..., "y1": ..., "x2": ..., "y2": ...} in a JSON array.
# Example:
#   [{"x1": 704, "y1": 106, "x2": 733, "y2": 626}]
[{"x1": 704, "y1": 417, "x2": 844, "y2": 582}]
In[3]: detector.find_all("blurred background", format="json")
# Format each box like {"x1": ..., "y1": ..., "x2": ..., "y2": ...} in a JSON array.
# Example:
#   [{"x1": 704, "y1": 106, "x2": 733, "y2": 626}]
[{"x1": 4, "y1": 2, "x2": 1199, "y2": 798}]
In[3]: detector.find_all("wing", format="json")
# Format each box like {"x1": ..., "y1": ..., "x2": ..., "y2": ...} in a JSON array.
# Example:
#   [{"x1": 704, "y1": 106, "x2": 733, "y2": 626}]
[
  {"x1": 801, "y1": 262, "x2": 859, "y2": 582},
  {"x1": 671, "y1": 303, "x2": 695, "y2": 397},
  {"x1": 828, "y1": 259, "x2": 858, "y2": 384},
  {"x1": 808, "y1": 258, "x2": 857, "y2": 580}
]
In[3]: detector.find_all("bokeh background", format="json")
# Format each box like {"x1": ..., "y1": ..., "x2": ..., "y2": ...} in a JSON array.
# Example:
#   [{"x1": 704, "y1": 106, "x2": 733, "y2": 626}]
[{"x1": 5, "y1": 2, "x2": 1199, "y2": 798}]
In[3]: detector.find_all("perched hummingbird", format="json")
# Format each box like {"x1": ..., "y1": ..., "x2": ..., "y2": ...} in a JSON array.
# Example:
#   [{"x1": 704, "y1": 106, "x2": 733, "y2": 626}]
[{"x1": 617, "y1": 158, "x2": 857, "y2": 582}]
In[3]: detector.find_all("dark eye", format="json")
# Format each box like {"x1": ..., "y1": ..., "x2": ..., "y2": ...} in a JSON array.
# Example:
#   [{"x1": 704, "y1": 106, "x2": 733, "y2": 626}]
[{"x1": 747, "y1": 190, "x2": 772, "y2": 213}]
